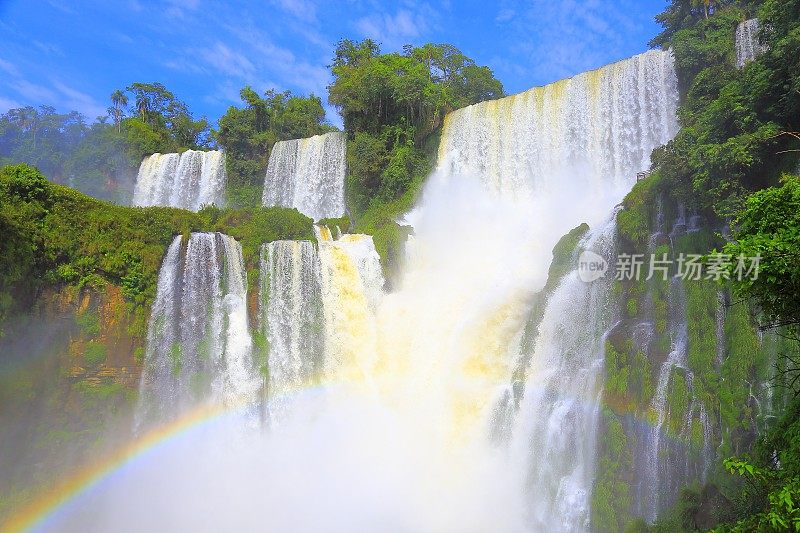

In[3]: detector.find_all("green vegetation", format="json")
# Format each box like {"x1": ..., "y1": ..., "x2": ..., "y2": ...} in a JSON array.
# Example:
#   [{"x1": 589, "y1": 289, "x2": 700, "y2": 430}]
[
  {"x1": 592, "y1": 409, "x2": 634, "y2": 532},
  {"x1": 0, "y1": 164, "x2": 314, "y2": 335},
  {"x1": 604, "y1": 0, "x2": 800, "y2": 529},
  {"x1": 724, "y1": 176, "x2": 800, "y2": 332},
  {"x1": 216, "y1": 87, "x2": 336, "y2": 207},
  {"x1": 651, "y1": 0, "x2": 799, "y2": 216},
  {"x1": 328, "y1": 41, "x2": 503, "y2": 273},
  {"x1": 0, "y1": 83, "x2": 212, "y2": 202},
  {"x1": 83, "y1": 342, "x2": 108, "y2": 367}
]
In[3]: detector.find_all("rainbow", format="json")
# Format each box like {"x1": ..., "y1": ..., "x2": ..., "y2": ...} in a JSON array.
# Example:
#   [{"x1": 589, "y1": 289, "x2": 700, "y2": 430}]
[
  {"x1": 2, "y1": 385, "x2": 694, "y2": 532},
  {"x1": 3, "y1": 402, "x2": 231, "y2": 533}
]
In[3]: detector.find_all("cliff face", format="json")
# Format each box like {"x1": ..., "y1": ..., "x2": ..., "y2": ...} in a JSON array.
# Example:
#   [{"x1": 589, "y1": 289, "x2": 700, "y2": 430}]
[
  {"x1": 590, "y1": 176, "x2": 786, "y2": 530},
  {"x1": 0, "y1": 283, "x2": 143, "y2": 519}
]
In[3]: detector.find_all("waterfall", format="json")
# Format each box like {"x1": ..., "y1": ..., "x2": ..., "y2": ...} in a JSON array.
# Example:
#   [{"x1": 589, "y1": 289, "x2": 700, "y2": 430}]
[
  {"x1": 62, "y1": 51, "x2": 687, "y2": 532},
  {"x1": 132, "y1": 150, "x2": 226, "y2": 210},
  {"x1": 509, "y1": 216, "x2": 617, "y2": 531},
  {"x1": 736, "y1": 19, "x2": 766, "y2": 68},
  {"x1": 316, "y1": 228, "x2": 384, "y2": 385},
  {"x1": 438, "y1": 49, "x2": 678, "y2": 199},
  {"x1": 258, "y1": 240, "x2": 324, "y2": 424},
  {"x1": 640, "y1": 276, "x2": 712, "y2": 521},
  {"x1": 137, "y1": 232, "x2": 258, "y2": 426},
  {"x1": 262, "y1": 132, "x2": 347, "y2": 220},
  {"x1": 437, "y1": 48, "x2": 678, "y2": 288}
]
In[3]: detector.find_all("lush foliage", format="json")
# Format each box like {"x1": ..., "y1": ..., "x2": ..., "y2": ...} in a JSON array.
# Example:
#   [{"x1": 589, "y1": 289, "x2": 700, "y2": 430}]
[
  {"x1": 0, "y1": 164, "x2": 314, "y2": 336},
  {"x1": 215, "y1": 87, "x2": 335, "y2": 206},
  {"x1": 0, "y1": 83, "x2": 212, "y2": 202},
  {"x1": 724, "y1": 175, "x2": 800, "y2": 332},
  {"x1": 604, "y1": 0, "x2": 800, "y2": 530},
  {"x1": 651, "y1": 0, "x2": 800, "y2": 216},
  {"x1": 328, "y1": 41, "x2": 503, "y2": 272}
]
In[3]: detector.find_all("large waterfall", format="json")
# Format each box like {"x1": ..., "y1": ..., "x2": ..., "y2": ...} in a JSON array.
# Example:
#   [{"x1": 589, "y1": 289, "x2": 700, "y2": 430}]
[
  {"x1": 262, "y1": 132, "x2": 347, "y2": 220},
  {"x1": 735, "y1": 18, "x2": 766, "y2": 68},
  {"x1": 136, "y1": 232, "x2": 258, "y2": 426},
  {"x1": 132, "y1": 150, "x2": 226, "y2": 210},
  {"x1": 437, "y1": 48, "x2": 678, "y2": 286},
  {"x1": 57, "y1": 50, "x2": 686, "y2": 533}
]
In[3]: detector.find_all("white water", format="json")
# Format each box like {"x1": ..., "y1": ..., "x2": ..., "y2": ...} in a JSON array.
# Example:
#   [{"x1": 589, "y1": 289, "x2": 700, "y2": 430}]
[
  {"x1": 132, "y1": 150, "x2": 226, "y2": 210},
  {"x1": 58, "y1": 50, "x2": 682, "y2": 532},
  {"x1": 509, "y1": 216, "x2": 617, "y2": 530},
  {"x1": 136, "y1": 232, "x2": 258, "y2": 427},
  {"x1": 258, "y1": 240, "x2": 324, "y2": 424},
  {"x1": 437, "y1": 48, "x2": 678, "y2": 287},
  {"x1": 262, "y1": 132, "x2": 347, "y2": 220},
  {"x1": 736, "y1": 18, "x2": 766, "y2": 68},
  {"x1": 641, "y1": 275, "x2": 713, "y2": 521}
]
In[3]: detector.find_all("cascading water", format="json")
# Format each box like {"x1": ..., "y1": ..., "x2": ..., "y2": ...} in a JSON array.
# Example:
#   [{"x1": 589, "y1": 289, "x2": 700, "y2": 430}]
[
  {"x1": 508, "y1": 216, "x2": 617, "y2": 531},
  {"x1": 438, "y1": 49, "x2": 678, "y2": 197},
  {"x1": 58, "y1": 50, "x2": 684, "y2": 533},
  {"x1": 437, "y1": 48, "x2": 678, "y2": 286},
  {"x1": 132, "y1": 150, "x2": 226, "y2": 210},
  {"x1": 258, "y1": 240, "x2": 324, "y2": 424},
  {"x1": 435, "y1": 49, "x2": 680, "y2": 528},
  {"x1": 736, "y1": 18, "x2": 766, "y2": 68},
  {"x1": 262, "y1": 132, "x2": 347, "y2": 220},
  {"x1": 136, "y1": 232, "x2": 258, "y2": 426},
  {"x1": 640, "y1": 275, "x2": 713, "y2": 521}
]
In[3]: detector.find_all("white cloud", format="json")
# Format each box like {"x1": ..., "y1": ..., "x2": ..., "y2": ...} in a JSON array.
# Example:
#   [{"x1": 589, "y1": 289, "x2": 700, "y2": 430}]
[
  {"x1": 6, "y1": 79, "x2": 57, "y2": 104},
  {"x1": 495, "y1": 9, "x2": 515, "y2": 23},
  {"x1": 52, "y1": 81, "x2": 107, "y2": 119},
  {"x1": 166, "y1": 0, "x2": 200, "y2": 19},
  {"x1": 0, "y1": 58, "x2": 20, "y2": 77},
  {"x1": 355, "y1": 5, "x2": 438, "y2": 50},
  {"x1": 32, "y1": 41, "x2": 64, "y2": 57},
  {"x1": 2, "y1": 71, "x2": 106, "y2": 119},
  {"x1": 0, "y1": 95, "x2": 23, "y2": 113},
  {"x1": 200, "y1": 42, "x2": 257, "y2": 78},
  {"x1": 493, "y1": 0, "x2": 643, "y2": 87},
  {"x1": 271, "y1": 0, "x2": 317, "y2": 22}
]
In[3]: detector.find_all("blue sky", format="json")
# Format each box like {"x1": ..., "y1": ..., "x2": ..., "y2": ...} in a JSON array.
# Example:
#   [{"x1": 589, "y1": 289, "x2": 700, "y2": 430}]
[{"x1": 0, "y1": 0, "x2": 667, "y2": 128}]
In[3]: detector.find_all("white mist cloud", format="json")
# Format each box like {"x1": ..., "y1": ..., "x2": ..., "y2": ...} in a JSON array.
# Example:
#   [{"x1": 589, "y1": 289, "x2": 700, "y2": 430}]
[{"x1": 355, "y1": 5, "x2": 439, "y2": 51}]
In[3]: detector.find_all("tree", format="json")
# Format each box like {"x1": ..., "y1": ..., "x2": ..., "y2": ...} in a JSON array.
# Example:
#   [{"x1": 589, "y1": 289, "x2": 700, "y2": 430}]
[
  {"x1": 109, "y1": 90, "x2": 128, "y2": 132},
  {"x1": 724, "y1": 175, "x2": 800, "y2": 332},
  {"x1": 328, "y1": 40, "x2": 503, "y2": 207},
  {"x1": 215, "y1": 86, "x2": 333, "y2": 202}
]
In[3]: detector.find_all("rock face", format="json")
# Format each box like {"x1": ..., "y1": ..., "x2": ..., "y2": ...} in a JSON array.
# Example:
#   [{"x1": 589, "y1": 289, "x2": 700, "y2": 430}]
[{"x1": 0, "y1": 284, "x2": 144, "y2": 519}]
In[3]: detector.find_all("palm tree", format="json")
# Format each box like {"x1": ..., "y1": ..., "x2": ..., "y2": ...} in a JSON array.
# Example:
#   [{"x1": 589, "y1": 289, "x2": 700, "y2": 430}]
[
  {"x1": 134, "y1": 92, "x2": 151, "y2": 123},
  {"x1": 110, "y1": 89, "x2": 128, "y2": 132}
]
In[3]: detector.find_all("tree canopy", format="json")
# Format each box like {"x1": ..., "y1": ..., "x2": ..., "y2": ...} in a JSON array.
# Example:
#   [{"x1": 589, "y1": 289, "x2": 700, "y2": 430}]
[{"x1": 215, "y1": 87, "x2": 334, "y2": 204}]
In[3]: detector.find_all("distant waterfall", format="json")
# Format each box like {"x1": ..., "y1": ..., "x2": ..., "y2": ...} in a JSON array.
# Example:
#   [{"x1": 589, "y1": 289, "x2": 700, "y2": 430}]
[
  {"x1": 262, "y1": 132, "x2": 346, "y2": 220},
  {"x1": 439, "y1": 49, "x2": 678, "y2": 200},
  {"x1": 736, "y1": 19, "x2": 766, "y2": 68},
  {"x1": 132, "y1": 150, "x2": 226, "y2": 210},
  {"x1": 137, "y1": 232, "x2": 258, "y2": 425},
  {"x1": 258, "y1": 240, "x2": 324, "y2": 424}
]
